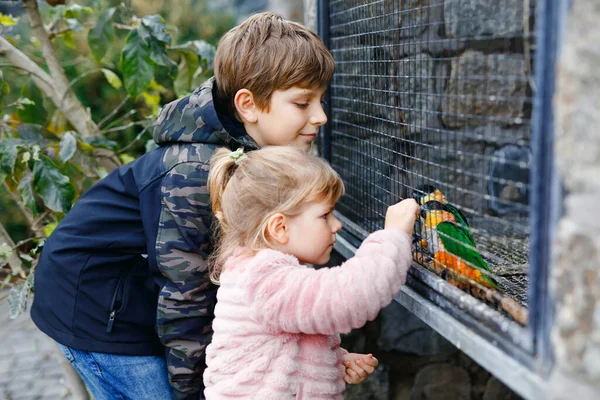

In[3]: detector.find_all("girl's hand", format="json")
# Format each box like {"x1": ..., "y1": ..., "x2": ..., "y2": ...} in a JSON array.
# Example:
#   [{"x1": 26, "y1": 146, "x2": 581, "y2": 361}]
[
  {"x1": 341, "y1": 353, "x2": 379, "y2": 384},
  {"x1": 384, "y1": 198, "x2": 419, "y2": 236}
]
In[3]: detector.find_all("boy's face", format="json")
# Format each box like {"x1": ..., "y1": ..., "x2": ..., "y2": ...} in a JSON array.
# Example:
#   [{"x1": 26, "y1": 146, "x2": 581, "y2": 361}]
[{"x1": 249, "y1": 86, "x2": 328, "y2": 151}]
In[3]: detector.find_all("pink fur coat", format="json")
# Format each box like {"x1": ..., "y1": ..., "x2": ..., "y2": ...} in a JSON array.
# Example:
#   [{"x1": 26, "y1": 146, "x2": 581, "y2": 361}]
[{"x1": 203, "y1": 229, "x2": 412, "y2": 399}]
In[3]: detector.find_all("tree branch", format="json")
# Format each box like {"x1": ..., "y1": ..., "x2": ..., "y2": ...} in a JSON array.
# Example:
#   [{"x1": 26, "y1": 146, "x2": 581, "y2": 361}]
[
  {"x1": 0, "y1": 223, "x2": 24, "y2": 278},
  {"x1": 21, "y1": 0, "x2": 100, "y2": 139},
  {"x1": 0, "y1": 37, "x2": 57, "y2": 100}
]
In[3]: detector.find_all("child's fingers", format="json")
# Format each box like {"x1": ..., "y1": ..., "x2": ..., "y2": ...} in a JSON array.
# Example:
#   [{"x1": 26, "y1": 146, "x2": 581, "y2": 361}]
[
  {"x1": 361, "y1": 356, "x2": 379, "y2": 368},
  {"x1": 346, "y1": 362, "x2": 368, "y2": 380},
  {"x1": 344, "y1": 364, "x2": 362, "y2": 383},
  {"x1": 356, "y1": 362, "x2": 375, "y2": 375}
]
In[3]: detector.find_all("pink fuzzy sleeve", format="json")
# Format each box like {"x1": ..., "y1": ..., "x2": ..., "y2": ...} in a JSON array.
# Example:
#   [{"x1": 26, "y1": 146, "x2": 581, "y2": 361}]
[{"x1": 241, "y1": 229, "x2": 412, "y2": 335}]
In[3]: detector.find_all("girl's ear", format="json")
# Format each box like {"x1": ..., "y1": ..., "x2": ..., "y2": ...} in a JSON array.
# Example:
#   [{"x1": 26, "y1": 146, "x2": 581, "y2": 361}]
[
  {"x1": 265, "y1": 213, "x2": 289, "y2": 245},
  {"x1": 234, "y1": 89, "x2": 259, "y2": 123}
]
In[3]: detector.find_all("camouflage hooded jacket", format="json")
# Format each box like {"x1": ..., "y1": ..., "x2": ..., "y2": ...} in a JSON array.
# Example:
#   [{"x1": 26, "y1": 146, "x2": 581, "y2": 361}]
[
  {"x1": 153, "y1": 78, "x2": 258, "y2": 399},
  {"x1": 31, "y1": 78, "x2": 257, "y2": 400}
]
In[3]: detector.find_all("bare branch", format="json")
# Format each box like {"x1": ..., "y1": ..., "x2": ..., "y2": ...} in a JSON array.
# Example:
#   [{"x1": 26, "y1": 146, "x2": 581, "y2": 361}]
[
  {"x1": 0, "y1": 223, "x2": 25, "y2": 278},
  {"x1": 98, "y1": 95, "x2": 132, "y2": 129},
  {"x1": 117, "y1": 123, "x2": 152, "y2": 154},
  {"x1": 0, "y1": 37, "x2": 57, "y2": 99}
]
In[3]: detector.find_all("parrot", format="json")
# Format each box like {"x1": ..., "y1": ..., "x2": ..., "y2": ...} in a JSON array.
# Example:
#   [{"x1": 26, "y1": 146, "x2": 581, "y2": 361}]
[{"x1": 411, "y1": 185, "x2": 497, "y2": 289}]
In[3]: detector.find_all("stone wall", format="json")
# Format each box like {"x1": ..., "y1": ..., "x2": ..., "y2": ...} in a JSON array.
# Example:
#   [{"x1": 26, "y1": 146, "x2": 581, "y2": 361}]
[
  {"x1": 326, "y1": 0, "x2": 532, "y2": 230},
  {"x1": 305, "y1": 0, "x2": 535, "y2": 399},
  {"x1": 307, "y1": 0, "x2": 600, "y2": 397},
  {"x1": 548, "y1": 0, "x2": 600, "y2": 398}
]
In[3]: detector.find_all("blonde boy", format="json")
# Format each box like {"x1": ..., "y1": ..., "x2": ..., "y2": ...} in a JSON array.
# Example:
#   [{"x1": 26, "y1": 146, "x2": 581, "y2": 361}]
[{"x1": 31, "y1": 12, "x2": 335, "y2": 400}]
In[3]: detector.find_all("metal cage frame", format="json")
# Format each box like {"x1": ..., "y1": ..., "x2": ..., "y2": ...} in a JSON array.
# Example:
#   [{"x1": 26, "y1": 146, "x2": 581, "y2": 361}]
[{"x1": 317, "y1": 0, "x2": 564, "y2": 397}]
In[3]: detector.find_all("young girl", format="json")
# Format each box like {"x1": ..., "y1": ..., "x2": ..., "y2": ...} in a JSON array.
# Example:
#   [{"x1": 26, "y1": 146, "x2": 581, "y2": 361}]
[{"x1": 204, "y1": 146, "x2": 418, "y2": 399}]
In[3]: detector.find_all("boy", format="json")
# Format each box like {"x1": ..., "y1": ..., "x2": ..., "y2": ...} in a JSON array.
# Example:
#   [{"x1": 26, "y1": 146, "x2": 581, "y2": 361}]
[{"x1": 31, "y1": 12, "x2": 334, "y2": 400}]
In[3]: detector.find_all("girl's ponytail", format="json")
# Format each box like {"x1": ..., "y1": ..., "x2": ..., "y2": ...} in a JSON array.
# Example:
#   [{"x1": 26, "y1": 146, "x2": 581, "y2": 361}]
[{"x1": 207, "y1": 148, "x2": 243, "y2": 230}]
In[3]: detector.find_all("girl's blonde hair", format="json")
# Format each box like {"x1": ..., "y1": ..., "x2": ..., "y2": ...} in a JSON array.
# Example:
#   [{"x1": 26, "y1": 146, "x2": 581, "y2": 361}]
[{"x1": 207, "y1": 146, "x2": 344, "y2": 283}]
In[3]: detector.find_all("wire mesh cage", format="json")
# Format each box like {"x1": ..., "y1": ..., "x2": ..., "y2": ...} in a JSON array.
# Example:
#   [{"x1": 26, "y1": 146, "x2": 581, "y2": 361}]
[{"x1": 324, "y1": 0, "x2": 536, "y2": 326}]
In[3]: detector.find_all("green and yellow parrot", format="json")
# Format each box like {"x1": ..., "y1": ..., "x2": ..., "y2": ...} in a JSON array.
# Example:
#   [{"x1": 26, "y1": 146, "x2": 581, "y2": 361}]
[{"x1": 412, "y1": 185, "x2": 497, "y2": 289}]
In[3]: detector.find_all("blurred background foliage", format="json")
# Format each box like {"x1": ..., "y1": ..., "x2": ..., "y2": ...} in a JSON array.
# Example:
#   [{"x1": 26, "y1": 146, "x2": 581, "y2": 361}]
[{"x1": 0, "y1": 0, "x2": 251, "y2": 310}]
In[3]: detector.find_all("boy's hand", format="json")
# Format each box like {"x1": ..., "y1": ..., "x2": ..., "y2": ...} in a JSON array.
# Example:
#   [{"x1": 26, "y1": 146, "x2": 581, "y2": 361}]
[
  {"x1": 341, "y1": 353, "x2": 379, "y2": 384},
  {"x1": 384, "y1": 198, "x2": 419, "y2": 236}
]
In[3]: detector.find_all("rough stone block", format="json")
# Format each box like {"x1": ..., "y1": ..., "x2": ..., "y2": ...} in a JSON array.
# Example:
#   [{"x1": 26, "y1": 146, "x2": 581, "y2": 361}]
[
  {"x1": 441, "y1": 50, "x2": 527, "y2": 128},
  {"x1": 409, "y1": 363, "x2": 471, "y2": 400},
  {"x1": 444, "y1": 0, "x2": 524, "y2": 38},
  {"x1": 408, "y1": 124, "x2": 529, "y2": 214},
  {"x1": 385, "y1": 53, "x2": 439, "y2": 134},
  {"x1": 332, "y1": 133, "x2": 402, "y2": 231},
  {"x1": 377, "y1": 302, "x2": 457, "y2": 356},
  {"x1": 483, "y1": 377, "x2": 522, "y2": 400}
]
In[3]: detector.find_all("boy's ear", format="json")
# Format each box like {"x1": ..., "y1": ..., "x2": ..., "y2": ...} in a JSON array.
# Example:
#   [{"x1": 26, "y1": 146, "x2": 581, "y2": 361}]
[
  {"x1": 234, "y1": 89, "x2": 259, "y2": 123},
  {"x1": 265, "y1": 213, "x2": 289, "y2": 245}
]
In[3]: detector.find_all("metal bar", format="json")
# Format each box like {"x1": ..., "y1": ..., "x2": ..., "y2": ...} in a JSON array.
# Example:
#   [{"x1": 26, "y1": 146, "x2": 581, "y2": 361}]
[
  {"x1": 396, "y1": 285, "x2": 546, "y2": 400},
  {"x1": 317, "y1": 0, "x2": 332, "y2": 161},
  {"x1": 407, "y1": 264, "x2": 533, "y2": 353},
  {"x1": 528, "y1": 0, "x2": 564, "y2": 376}
]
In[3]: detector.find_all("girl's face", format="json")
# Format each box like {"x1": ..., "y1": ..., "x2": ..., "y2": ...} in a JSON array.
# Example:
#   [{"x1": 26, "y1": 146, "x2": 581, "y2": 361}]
[{"x1": 283, "y1": 199, "x2": 343, "y2": 265}]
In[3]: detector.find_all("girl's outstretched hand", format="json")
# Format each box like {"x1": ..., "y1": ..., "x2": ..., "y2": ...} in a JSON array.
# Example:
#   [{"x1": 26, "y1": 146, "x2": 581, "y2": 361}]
[
  {"x1": 384, "y1": 198, "x2": 419, "y2": 236},
  {"x1": 341, "y1": 353, "x2": 379, "y2": 384}
]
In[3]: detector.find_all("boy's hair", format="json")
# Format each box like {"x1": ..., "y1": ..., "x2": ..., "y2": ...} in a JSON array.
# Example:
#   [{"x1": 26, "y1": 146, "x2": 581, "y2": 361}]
[
  {"x1": 208, "y1": 147, "x2": 345, "y2": 282},
  {"x1": 214, "y1": 12, "x2": 335, "y2": 114}
]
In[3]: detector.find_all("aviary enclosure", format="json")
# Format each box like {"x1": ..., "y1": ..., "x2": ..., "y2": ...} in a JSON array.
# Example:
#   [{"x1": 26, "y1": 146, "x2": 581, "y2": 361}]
[{"x1": 317, "y1": 0, "x2": 558, "y2": 392}]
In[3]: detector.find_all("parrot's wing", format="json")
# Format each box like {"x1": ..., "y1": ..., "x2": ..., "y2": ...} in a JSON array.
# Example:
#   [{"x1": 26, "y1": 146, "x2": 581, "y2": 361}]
[
  {"x1": 437, "y1": 221, "x2": 497, "y2": 288},
  {"x1": 446, "y1": 203, "x2": 472, "y2": 231}
]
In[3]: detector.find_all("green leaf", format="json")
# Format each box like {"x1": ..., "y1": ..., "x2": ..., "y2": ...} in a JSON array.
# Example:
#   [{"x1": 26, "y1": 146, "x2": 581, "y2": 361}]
[
  {"x1": 0, "y1": 70, "x2": 9, "y2": 103},
  {"x1": 120, "y1": 29, "x2": 155, "y2": 97},
  {"x1": 101, "y1": 68, "x2": 122, "y2": 89},
  {"x1": 59, "y1": 131, "x2": 77, "y2": 162},
  {"x1": 84, "y1": 135, "x2": 118, "y2": 150},
  {"x1": 0, "y1": 243, "x2": 12, "y2": 266},
  {"x1": 43, "y1": 222, "x2": 58, "y2": 237},
  {"x1": 119, "y1": 153, "x2": 135, "y2": 165},
  {"x1": 0, "y1": 12, "x2": 18, "y2": 26},
  {"x1": 191, "y1": 40, "x2": 216, "y2": 69},
  {"x1": 149, "y1": 41, "x2": 177, "y2": 78},
  {"x1": 17, "y1": 80, "x2": 47, "y2": 124},
  {"x1": 0, "y1": 138, "x2": 21, "y2": 177},
  {"x1": 16, "y1": 97, "x2": 35, "y2": 108},
  {"x1": 33, "y1": 156, "x2": 75, "y2": 213},
  {"x1": 18, "y1": 173, "x2": 40, "y2": 216},
  {"x1": 140, "y1": 15, "x2": 171, "y2": 44},
  {"x1": 174, "y1": 51, "x2": 199, "y2": 97},
  {"x1": 88, "y1": 8, "x2": 116, "y2": 62},
  {"x1": 145, "y1": 139, "x2": 158, "y2": 153},
  {"x1": 65, "y1": 18, "x2": 84, "y2": 33},
  {"x1": 62, "y1": 31, "x2": 76, "y2": 49},
  {"x1": 63, "y1": 4, "x2": 93, "y2": 19},
  {"x1": 8, "y1": 273, "x2": 34, "y2": 319},
  {"x1": 171, "y1": 40, "x2": 216, "y2": 69}
]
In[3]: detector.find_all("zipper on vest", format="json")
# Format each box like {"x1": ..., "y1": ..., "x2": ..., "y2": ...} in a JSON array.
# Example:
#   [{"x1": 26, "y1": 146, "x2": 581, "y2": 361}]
[
  {"x1": 106, "y1": 310, "x2": 116, "y2": 333},
  {"x1": 105, "y1": 257, "x2": 147, "y2": 333},
  {"x1": 106, "y1": 275, "x2": 125, "y2": 333}
]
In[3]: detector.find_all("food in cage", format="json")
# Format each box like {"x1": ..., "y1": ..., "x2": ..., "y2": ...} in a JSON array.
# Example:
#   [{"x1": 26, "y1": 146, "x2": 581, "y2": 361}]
[{"x1": 412, "y1": 186, "x2": 497, "y2": 289}]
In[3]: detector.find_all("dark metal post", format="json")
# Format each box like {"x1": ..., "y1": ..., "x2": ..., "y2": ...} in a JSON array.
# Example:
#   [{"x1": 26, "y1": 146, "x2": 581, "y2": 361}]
[
  {"x1": 317, "y1": 0, "x2": 332, "y2": 162},
  {"x1": 528, "y1": 0, "x2": 566, "y2": 376}
]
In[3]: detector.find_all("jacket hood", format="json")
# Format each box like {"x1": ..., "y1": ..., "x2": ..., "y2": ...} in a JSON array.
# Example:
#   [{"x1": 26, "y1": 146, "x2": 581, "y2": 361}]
[{"x1": 153, "y1": 77, "x2": 257, "y2": 150}]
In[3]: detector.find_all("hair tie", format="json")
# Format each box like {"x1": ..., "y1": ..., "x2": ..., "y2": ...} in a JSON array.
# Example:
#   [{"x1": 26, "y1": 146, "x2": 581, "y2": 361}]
[{"x1": 229, "y1": 148, "x2": 247, "y2": 164}]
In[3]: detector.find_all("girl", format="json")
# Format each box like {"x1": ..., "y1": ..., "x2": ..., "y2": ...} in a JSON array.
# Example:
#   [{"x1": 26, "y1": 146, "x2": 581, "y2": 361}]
[{"x1": 204, "y1": 146, "x2": 418, "y2": 399}]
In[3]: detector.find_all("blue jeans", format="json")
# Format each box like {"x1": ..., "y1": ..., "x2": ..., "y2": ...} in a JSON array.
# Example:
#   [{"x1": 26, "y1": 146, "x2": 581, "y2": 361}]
[{"x1": 56, "y1": 343, "x2": 173, "y2": 400}]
